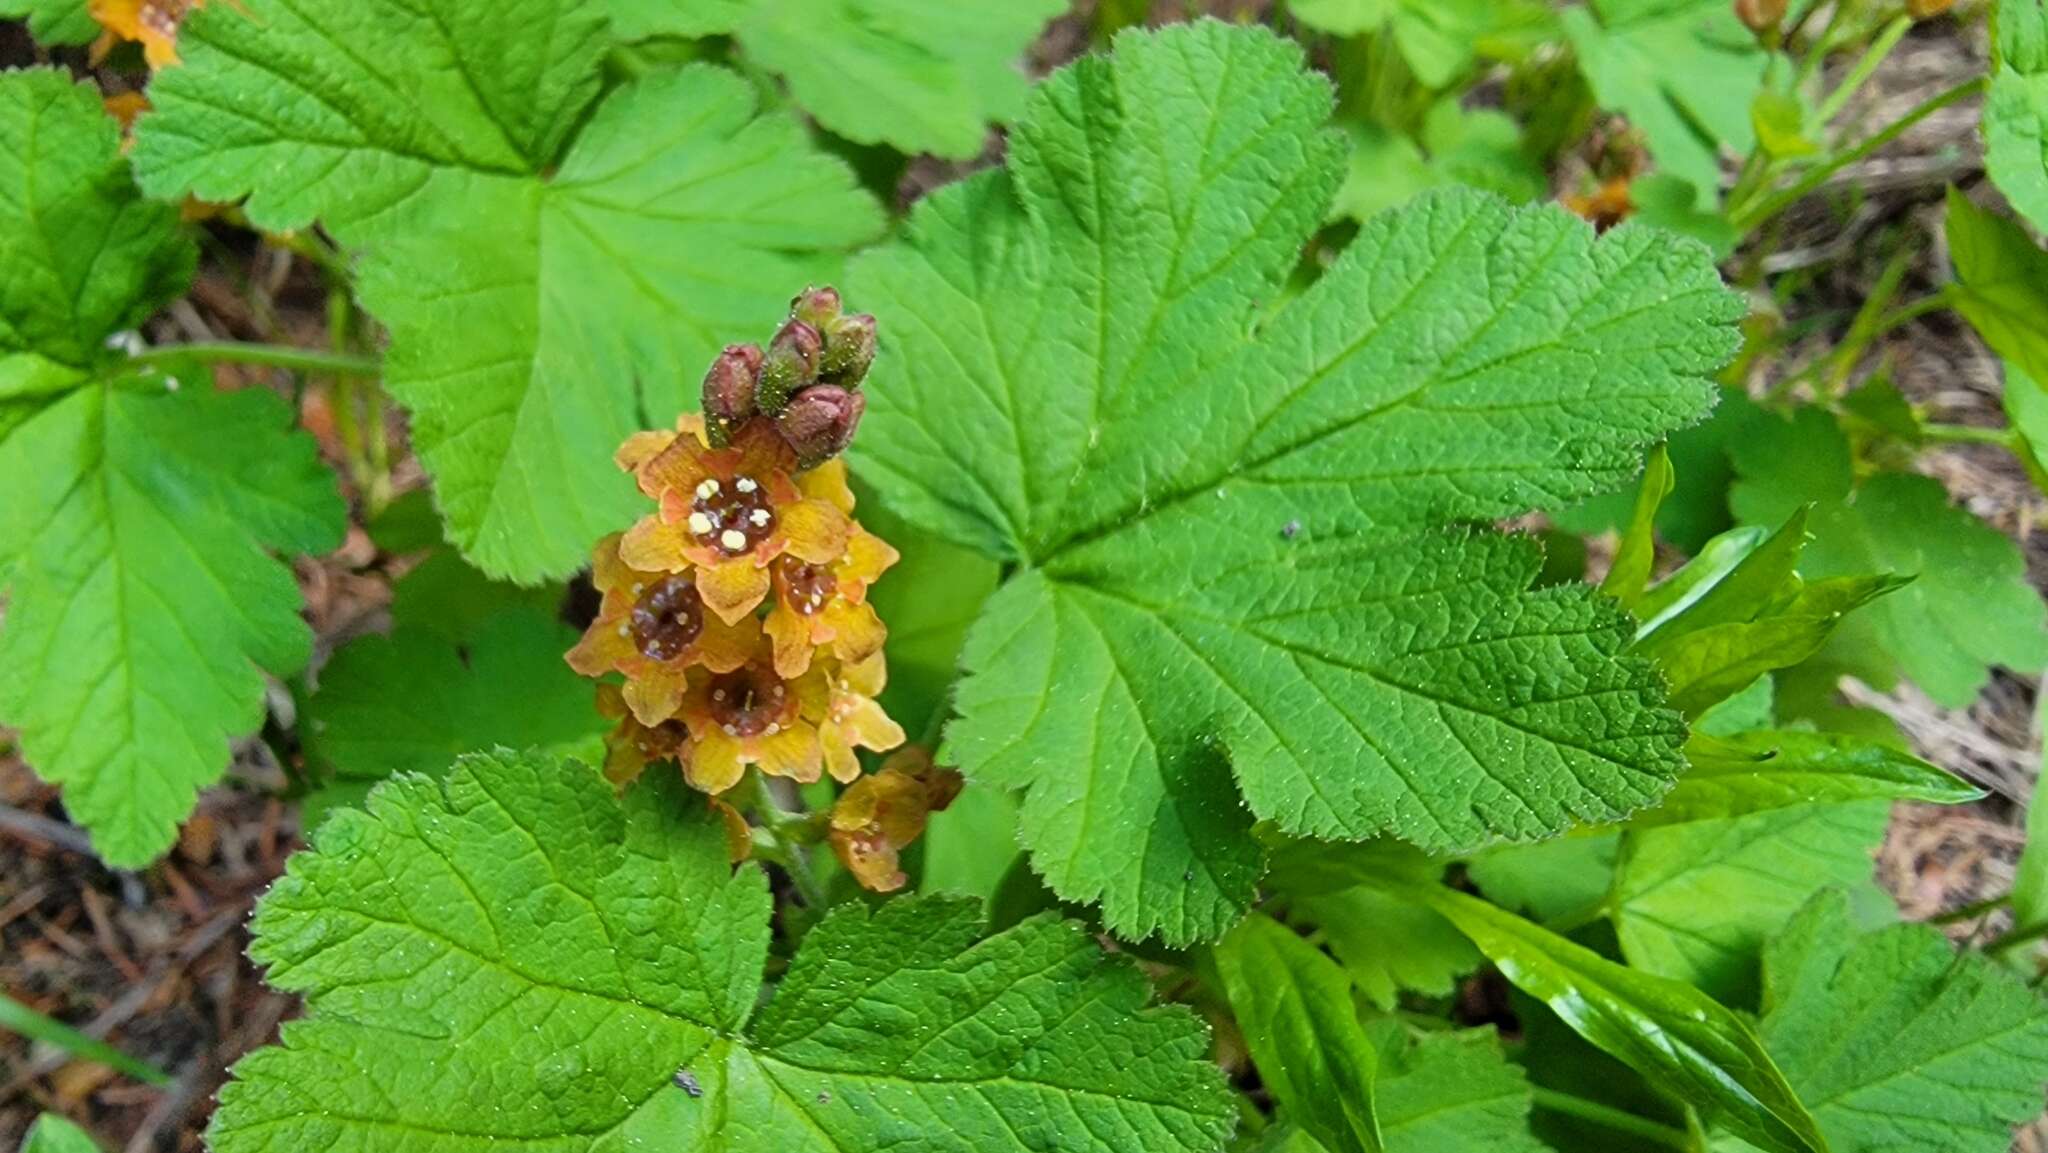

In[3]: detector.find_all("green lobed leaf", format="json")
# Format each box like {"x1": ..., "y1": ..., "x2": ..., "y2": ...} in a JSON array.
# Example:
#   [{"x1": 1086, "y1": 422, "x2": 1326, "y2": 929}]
[
  {"x1": 1334, "y1": 103, "x2": 1545, "y2": 225},
  {"x1": 299, "y1": 558, "x2": 605, "y2": 826},
  {"x1": 853, "y1": 20, "x2": 1742, "y2": 943},
  {"x1": 0, "y1": 383, "x2": 345, "y2": 865},
  {"x1": 1273, "y1": 841, "x2": 1478, "y2": 1011},
  {"x1": 20, "y1": 1116, "x2": 101, "y2": 1153},
  {"x1": 1637, "y1": 730, "x2": 1981, "y2": 829},
  {"x1": 212, "y1": 749, "x2": 1236, "y2": 1153},
  {"x1": 1729, "y1": 404, "x2": 2048, "y2": 706},
  {"x1": 1465, "y1": 832, "x2": 1619, "y2": 927},
  {"x1": 0, "y1": 70, "x2": 193, "y2": 370},
  {"x1": 609, "y1": 0, "x2": 1065, "y2": 159},
  {"x1": 1288, "y1": 0, "x2": 1546, "y2": 89},
  {"x1": 1987, "y1": 0, "x2": 2048, "y2": 234},
  {"x1": 134, "y1": 5, "x2": 884, "y2": 582},
  {"x1": 1947, "y1": 187, "x2": 2048, "y2": 390},
  {"x1": 1366, "y1": 1024, "x2": 1549, "y2": 1153},
  {"x1": 1561, "y1": 0, "x2": 1767, "y2": 208},
  {"x1": 1611, "y1": 801, "x2": 1891, "y2": 1005},
  {"x1": 1405, "y1": 881, "x2": 1828, "y2": 1153},
  {"x1": 1215, "y1": 913, "x2": 1384, "y2": 1153},
  {"x1": 0, "y1": 0, "x2": 95, "y2": 46},
  {"x1": 1740, "y1": 891, "x2": 2048, "y2": 1153}
]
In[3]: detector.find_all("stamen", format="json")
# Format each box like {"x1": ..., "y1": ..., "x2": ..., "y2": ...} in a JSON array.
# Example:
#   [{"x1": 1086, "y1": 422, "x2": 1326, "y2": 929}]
[
  {"x1": 720, "y1": 529, "x2": 749, "y2": 551},
  {"x1": 749, "y1": 509, "x2": 771, "y2": 527},
  {"x1": 696, "y1": 479, "x2": 721, "y2": 499},
  {"x1": 735, "y1": 477, "x2": 758, "y2": 494},
  {"x1": 688, "y1": 511, "x2": 715, "y2": 535}
]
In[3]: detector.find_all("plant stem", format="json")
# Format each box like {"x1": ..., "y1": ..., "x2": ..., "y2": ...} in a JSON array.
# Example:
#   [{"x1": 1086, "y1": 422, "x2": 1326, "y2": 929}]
[
  {"x1": 1868, "y1": 290, "x2": 1953, "y2": 337},
  {"x1": 0, "y1": 992, "x2": 170, "y2": 1086},
  {"x1": 1920, "y1": 422, "x2": 2019, "y2": 448},
  {"x1": 1530, "y1": 1089, "x2": 1695, "y2": 1150},
  {"x1": 1816, "y1": 14, "x2": 1912, "y2": 126},
  {"x1": 745, "y1": 773, "x2": 831, "y2": 908},
  {"x1": 1731, "y1": 76, "x2": 1988, "y2": 236},
  {"x1": 130, "y1": 342, "x2": 381, "y2": 378}
]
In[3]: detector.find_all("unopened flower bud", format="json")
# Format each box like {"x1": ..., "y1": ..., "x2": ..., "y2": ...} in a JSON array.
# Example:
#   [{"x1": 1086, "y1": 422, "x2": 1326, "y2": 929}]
[
  {"x1": 756, "y1": 319, "x2": 822, "y2": 416},
  {"x1": 791, "y1": 285, "x2": 842, "y2": 331},
  {"x1": 820, "y1": 313, "x2": 878, "y2": 385},
  {"x1": 1734, "y1": 0, "x2": 1785, "y2": 32},
  {"x1": 701, "y1": 343, "x2": 763, "y2": 447},
  {"x1": 776, "y1": 384, "x2": 865, "y2": 468},
  {"x1": 1906, "y1": 0, "x2": 1951, "y2": 17}
]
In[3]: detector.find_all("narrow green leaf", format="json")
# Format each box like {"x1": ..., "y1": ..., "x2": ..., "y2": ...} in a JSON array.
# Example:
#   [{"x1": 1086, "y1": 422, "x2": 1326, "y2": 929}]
[
  {"x1": 1215, "y1": 913, "x2": 1384, "y2": 1153},
  {"x1": 1635, "y1": 509, "x2": 1811, "y2": 648},
  {"x1": 1404, "y1": 882, "x2": 1828, "y2": 1153},
  {"x1": 1602, "y1": 443, "x2": 1674, "y2": 610},
  {"x1": 0, "y1": 993, "x2": 170, "y2": 1086},
  {"x1": 1637, "y1": 730, "x2": 1981, "y2": 829},
  {"x1": 2012, "y1": 691, "x2": 2048, "y2": 936}
]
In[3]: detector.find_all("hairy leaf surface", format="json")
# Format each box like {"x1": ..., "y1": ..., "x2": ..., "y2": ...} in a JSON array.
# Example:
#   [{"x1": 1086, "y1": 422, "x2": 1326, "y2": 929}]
[
  {"x1": 211, "y1": 750, "x2": 1235, "y2": 1153},
  {"x1": 135, "y1": 7, "x2": 883, "y2": 581},
  {"x1": 851, "y1": 20, "x2": 1742, "y2": 941}
]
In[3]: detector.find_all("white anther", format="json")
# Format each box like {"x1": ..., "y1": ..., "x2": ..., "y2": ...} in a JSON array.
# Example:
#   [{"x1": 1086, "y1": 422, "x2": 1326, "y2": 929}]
[
  {"x1": 688, "y1": 512, "x2": 715, "y2": 535},
  {"x1": 720, "y1": 529, "x2": 748, "y2": 551},
  {"x1": 722, "y1": 723, "x2": 739, "y2": 736},
  {"x1": 749, "y1": 509, "x2": 771, "y2": 527},
  {"x1": 765, "y1": 722, "x2": 780, "y2": 735},
  {"x1": 696, "y1": 479, "x2": 720, "y2": 499},
  {"x1": 734, "y1": 477, "x2": 758, "y2": 494}
]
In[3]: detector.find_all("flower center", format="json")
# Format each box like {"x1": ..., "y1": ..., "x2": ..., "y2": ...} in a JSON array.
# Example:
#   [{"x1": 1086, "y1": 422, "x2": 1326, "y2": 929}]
[
  {"x1": 707, "y1": 664, "x2": 795, "y2": 738},
  {"x1": 142, "y1": 0, "x2": 189, "y2": 36},
  {"x1": 628, "y1": 718, "x2": 690, "y2": 762},
  {"x1": 776, "y1": 555, "x2": 837, "y2": 616},
  {"x1": 630, "y1": 575, "x2": 705, "y2": 662},
  {"x1": 685, "y1": 475, "x2": 776, "y2": 557}
]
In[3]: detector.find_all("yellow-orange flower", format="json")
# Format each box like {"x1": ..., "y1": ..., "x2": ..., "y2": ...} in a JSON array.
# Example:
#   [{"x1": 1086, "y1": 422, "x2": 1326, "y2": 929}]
[
  {"x1": 809, "y1": 652, "x2": 906, "y2": 784},
  {"x1": 763, "y1": 524, "x2": 897, "y2": 678},
  {"x1": 828, "y1": 747, "x2": 963, "y2": 892},
  {"x1": 91, "y1": 0, "x2": 197, "y2": 69},
  {"x1": 675, "y1": 655, "x2": 829, "y2": 793},
  {"x1": 567, "y1": 534, "x2": 759, "y2": 726},
  {"x1": 595, "y1": 684, "x2": 690, "y2": 787},
  {"x1": 620, "y1": 418, "x2": 849, "y2": 625}
]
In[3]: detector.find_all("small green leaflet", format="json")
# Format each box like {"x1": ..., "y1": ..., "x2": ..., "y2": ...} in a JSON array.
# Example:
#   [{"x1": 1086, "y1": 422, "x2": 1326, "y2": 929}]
[
  {"x1": 1403, "y1": 883, "x2": 1827, "y2": 1153},
  {"x1": 1268, "y1": 840, "x2": 1478, "y2": 1010},
  {"x1": 1947, "y1": 187, "x2": 2048, "y2": 390},
  {"x1": 1561, "y1": 0, "x2": 1767, "y2": 208},
  {"x1": 1986, "y1": 0, "x2": 2048, "y2": 233},
  {"x1": 1466, "y1": 833, "x2": 1619, "y2": 927},
  {"x1": 21, "y1": 1115, "x2": 101, "y2": 1153},
  {"x1": 1729, "y1": 404, "x2": 2048, "y2": 706},
  {"x1": 1334, "y1": 103, "x2": 1544, "y2": 224},
  {"x1": 607, "y1": 0, "x2": 1065, "y2": 159},
  {"x1": 1611, "y1": 801, "x2": 1890, "y2": 1005},
  {"x1": 0, "y1": 0, "x2": 94, "y2": 45},
  {"x1": 1248, "y1": 1027, "x2": 1548, "y2": 1153},
  {"x1": 1287, "y1": 0, "x2": 1548, "y2": 89},
  {"x1": 299, "y1": 556, "x2": 605, "y2": 826},
  {"x1": 1215, "y1": 913, "x2": 1384, "y2": 1153},
  {"x1": 211, "y1": 749, "x2": 1235, "y2": 1153},
  {"x1": 134, "y1": 3, "x2": 884, "y2": 582},
  {"x1": 1639, "y1": 729, "x2": 1980, "y2": 829},
  {"x1": 853, "y1": 20, "x2": 1742, "y2": 943},
  {"x1": 1739, "y1": 891, "x2": 2048, "y2": 1153},
  {"x1": 0, "y1": 70, "x2": 344, "y2": 867}
]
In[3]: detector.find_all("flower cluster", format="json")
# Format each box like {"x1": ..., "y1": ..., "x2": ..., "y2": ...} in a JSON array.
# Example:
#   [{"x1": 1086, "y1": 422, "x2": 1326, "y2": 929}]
[
  {"x1": 91, "y1": 0, "x2": 198, "y2": 69},
  {"x1": 570, "y1": 288, "x2": 908, "y2": 828},
  {"x1": 827, "y1": 747, "x2": 963, "y2": 893}
]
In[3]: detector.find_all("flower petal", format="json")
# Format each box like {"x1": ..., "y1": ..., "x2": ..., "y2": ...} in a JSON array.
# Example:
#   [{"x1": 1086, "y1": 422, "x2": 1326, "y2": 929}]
[
  {"x1": 685, "y1": 733, "x2": 748, "y2": 794},
  {"x1": 695, "y1": 612, "x2": 763, "y2": 674},
  {"x1": 765, "y1": 602, "x2": 816, "y2": 680},
  {"x1": 821, "y1": 723, "x2": 861, "y2": 783},
  {"x1": 823, "y1": 599, "x2": 887, "y2": 667},
  {"x1": 619, "y1": 515, "x2": 694, "y2": 573},
  {"x1": 839, "y1": 650, "x2": 889, "y2": 698},
  {"x1": 839, "y1": 694, "x2": 907, "y2": 755},
  {"x1": 798, "y1": 459, "x2": 857, "y2": 513},
  {"x1": 566, "y1": 615, "x2": 636, "y2": 676},
  {"x1": 637, "y1": 426, "x2": 717, "y2": 502},
  {"x1": 697, "y1": 559, "x2": 771, "y2": 624},
  {"x1": 615, "y1": 430, "x2": 678, "y2": 476},
  {"x1": 777, "y1": 498, "x2": 850, "y2": 565},
  {"x1": 754, "y1": 723, "x2": 824, "y2": 783},
  {"x1": 622, "y1": 663, "x2": 688, "y2": 726},
  {"x1": 835, "y1": 527, "x2": 900, "y2": 599}
]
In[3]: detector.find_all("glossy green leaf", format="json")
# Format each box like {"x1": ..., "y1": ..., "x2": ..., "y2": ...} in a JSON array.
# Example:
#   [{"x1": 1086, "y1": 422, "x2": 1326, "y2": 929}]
[
  {"x1": 1405, "y1": 882, "x2": 1827, "y2": 1153},
  {"x1": 1612, "y1": 802, "x2": 1890, "y2": 1004},
  {"x1": 1744, "y1": 891, "x2": 2048, "y2": 1153},
  {"x1": 855, "y1": 20, "x2": 1742, "y2": 942},
  {"x1": 1638, "y1": 730, "x2": 1981, "y2": 829},
  {"x1": 606, "y1": 0, "x2": 1064, "y2": 158},
  {"x1": 134, "y1": 4, "x2": 883, "y2": 582},
  {"x1": 211, "y1": 750, "x2": 1236, "y2": 1153},
  {"x1": 1216, "y1": 913, "x2": 1384, "y2": 1153}
]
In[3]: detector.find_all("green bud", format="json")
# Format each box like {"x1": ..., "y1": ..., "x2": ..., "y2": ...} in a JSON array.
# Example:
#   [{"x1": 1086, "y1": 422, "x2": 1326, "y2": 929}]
[
  {"x1": 791, "y1": 285, "x2": 843, "y2": 331},
  {"x1": 821, "y1": 313, "x2": 878, "y2": 386},
  {"x1": 701, "y1": 343, "x2": 764, "y2": 447},
  {"x1": 756, "y1": 318, "x2": 823, "y2": 416}
]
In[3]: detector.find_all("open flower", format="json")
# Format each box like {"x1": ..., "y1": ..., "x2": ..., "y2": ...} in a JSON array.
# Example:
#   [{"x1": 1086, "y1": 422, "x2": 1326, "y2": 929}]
[
  {"x1": 828, "y1": 747, "x2": 963, "y2": 892},
  {"x1": 675, "y1": 654, "x2": 829, "y2": 793},
  {"x1": 595, "y1": 684, "x2": 691, "y2": 787},
  {"x1": 90, "y1": 0, "x2": 197, "y2": 68},
  {"x1": 763, "y1": 525, "x2": 898, "y2": 678},
  {"x1": 809, "y1": 652, "x2": 907, "y2": 783},
  {"x1": 567, "y1": 534, "x2": 759, "y2": 725},
  {"x1": 620, "y1": 418, "x2": 849, "y2": 624}
]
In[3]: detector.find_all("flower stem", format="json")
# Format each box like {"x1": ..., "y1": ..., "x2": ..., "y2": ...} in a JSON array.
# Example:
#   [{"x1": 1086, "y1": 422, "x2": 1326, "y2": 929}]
[
  {"x1": 129, "y1": 342, "x2": 381, "y2": 378},
  {"x1": 1529, "y1": 1089, "x2": 1696, "y2": 1150},
  {"x1": 1920, "y1": 422, "x2": 2019, "y2": 449}
]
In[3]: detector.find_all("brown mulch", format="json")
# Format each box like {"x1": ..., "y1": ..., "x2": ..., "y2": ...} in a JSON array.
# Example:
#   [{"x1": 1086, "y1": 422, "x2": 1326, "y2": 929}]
[{"x1": 3, "y1": 4, "x2": 2046, "y2": 1151}]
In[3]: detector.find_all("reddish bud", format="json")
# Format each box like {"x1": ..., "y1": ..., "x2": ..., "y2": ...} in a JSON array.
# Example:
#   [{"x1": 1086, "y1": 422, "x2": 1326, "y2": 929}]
[
  {"x1": 756, "y1": 319, "x2": 823, "y2": 415},
  {"x1": 791, "y1": 285, "x2": 842, "y2": 330},
  {"x1": 776, "y1": 384, "x2": 865, "y2": 468},
  {"x1": 701, "y1": 343, "x2": 763, "y2": 446},
  {"x1": 1734, "y1": 0, "x2": 1784, "y2": 32},
  {"x1": 821, "y1": 313, "x2": 878, "y2": 385}
]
